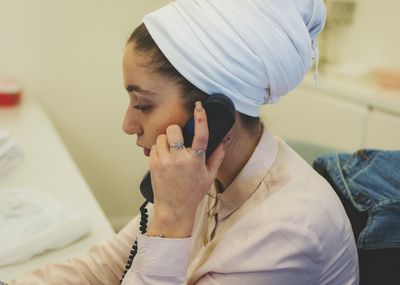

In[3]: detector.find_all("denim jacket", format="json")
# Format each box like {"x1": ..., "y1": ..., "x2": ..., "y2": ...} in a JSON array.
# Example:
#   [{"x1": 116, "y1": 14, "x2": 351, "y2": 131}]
[{"x1": 313, "y1": 149, "x2": 400, "y2": 250}]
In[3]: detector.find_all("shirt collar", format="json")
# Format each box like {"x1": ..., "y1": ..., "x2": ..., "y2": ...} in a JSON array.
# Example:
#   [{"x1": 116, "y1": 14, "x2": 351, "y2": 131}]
[{"x1": 213, "y1": 127, "x2": 279, "y2": 220}]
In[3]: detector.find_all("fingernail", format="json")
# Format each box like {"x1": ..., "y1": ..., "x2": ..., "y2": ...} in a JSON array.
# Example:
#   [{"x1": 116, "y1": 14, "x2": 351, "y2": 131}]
[
  {"x1": 195, "y1": 101, "x2": 203, "y2": 112},
  {"x1": 222, "y1": 137, "x2": 231, "y2": 151},
  {"x1": 222, "y1": 137, "x2": 231, "y2": 143}
]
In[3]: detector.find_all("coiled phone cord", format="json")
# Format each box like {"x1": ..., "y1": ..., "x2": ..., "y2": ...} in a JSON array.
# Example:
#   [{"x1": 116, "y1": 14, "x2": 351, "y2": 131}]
[{"x1": 119, "y1": 200, "x2": 149, "y2": 284}]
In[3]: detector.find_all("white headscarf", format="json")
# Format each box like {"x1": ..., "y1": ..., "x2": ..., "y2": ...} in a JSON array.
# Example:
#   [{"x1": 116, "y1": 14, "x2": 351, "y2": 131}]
[{"x1": 143, "y1": 0, "x2": 326, "y2": 117}]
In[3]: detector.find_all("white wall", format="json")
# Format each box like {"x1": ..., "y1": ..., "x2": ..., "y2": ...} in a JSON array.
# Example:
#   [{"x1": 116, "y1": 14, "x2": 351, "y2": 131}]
[
  {"x1": 325, "y1": 0, "x2": 400, "y2": 69},
  {"x1": 0, "y1": 0, "x2": 169, "y2": 229},
  {"x1": 1, "y1": 0, "x2": 399, "y2": 230}
]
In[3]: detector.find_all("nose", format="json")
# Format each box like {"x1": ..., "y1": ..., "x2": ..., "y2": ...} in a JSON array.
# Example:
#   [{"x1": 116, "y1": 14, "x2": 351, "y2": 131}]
[{"x1": 123, "y1": 107, "x2": 143, "y2": 135}]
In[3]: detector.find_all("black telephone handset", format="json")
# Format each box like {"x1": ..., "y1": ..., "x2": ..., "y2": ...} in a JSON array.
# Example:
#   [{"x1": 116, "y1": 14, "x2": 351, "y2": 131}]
[{"x1": 140, "y1": 94, "x2": 236, "y2": 203}]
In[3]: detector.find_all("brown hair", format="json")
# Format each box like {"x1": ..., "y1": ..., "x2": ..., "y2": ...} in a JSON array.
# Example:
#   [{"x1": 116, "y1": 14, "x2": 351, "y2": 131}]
[{"x1": 128, "y1": 23, "x2": 260, "y2": 131}]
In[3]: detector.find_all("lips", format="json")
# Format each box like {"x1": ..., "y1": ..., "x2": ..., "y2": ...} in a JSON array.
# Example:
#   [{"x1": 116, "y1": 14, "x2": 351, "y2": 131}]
[
  {"x1": 143, "y1": 148, "x2": 151, "y2": 157},
  {"x1": 137, "y1": 142, "x2": 151, "y2": 157}
]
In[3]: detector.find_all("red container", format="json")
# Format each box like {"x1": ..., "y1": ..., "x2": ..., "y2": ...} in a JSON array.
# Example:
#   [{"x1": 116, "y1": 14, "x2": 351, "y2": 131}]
[{"x1": 0, "y1": 80, "x2": 21, "y2": 106}]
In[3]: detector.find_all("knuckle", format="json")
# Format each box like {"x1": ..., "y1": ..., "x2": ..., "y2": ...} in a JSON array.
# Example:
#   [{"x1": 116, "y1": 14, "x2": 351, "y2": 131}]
[
  {"x1": 157, "y1": 156, "x2": 172, "y2": 171},
  {"x1": 174, "y1": 158, "x2": 187, "y2": 169},
  {"x1": 159, "y1": 160, "x2": 168, "y2": 171}
]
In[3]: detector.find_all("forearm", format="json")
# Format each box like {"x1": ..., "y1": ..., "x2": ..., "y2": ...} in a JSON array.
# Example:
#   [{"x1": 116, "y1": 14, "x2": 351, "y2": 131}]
[
  {"x1": 9, "y1": 215, "x2": 142, "y2": 285},
  {"x1": 9, "y1": 254, "x2": 118, "y2": 285}
]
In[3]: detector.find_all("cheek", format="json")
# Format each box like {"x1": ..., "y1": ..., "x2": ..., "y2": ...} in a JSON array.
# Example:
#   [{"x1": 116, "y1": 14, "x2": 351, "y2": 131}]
[
  {"x1": 154, "y1": 114, "x2": 176, "y2": 134},
  {"x1": 152, "y1": 124, "x2": 168, "y2": 138},
  {"x1": 151, "y1": 110, "x2": 188, "y2": 138},
  {"x1": 147, "y1": 113, "x2": 175, "y2": 140}
]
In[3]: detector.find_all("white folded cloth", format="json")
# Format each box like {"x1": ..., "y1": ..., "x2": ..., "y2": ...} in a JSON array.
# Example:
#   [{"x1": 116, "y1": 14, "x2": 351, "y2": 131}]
[
  {"x1": 0, "y1": 130, "x2": 23, "y2": 176},
  {"x1": 0, "y1": 188, "x2": 91, "y2": 266}
]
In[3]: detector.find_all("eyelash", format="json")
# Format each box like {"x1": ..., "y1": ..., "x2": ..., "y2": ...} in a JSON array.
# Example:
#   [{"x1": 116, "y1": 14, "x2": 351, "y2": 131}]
[{"x1": 133, "y1": 104, "x2": 152, "y2": 113}]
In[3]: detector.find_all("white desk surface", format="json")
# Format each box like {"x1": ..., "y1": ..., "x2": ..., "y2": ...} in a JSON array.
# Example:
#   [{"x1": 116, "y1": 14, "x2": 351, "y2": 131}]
[{"x1": 0, "y1": 98, "x2": 115, "y2": 282}]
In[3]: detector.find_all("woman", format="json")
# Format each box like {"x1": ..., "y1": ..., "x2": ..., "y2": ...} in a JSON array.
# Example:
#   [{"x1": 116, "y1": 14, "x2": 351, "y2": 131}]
[{"x1": 10, "y1": 0, "x2": 359, "y2": 284}]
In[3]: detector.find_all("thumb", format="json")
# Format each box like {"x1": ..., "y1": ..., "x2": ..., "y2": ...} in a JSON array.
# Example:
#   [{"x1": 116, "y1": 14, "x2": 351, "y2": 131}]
[{"x1": 206, "y1": 142, "x2": 226, "y2": 179}]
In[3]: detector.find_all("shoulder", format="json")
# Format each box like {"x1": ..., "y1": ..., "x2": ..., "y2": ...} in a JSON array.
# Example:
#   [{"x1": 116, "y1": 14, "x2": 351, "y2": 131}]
[
  {"x1": 221, "y1": 135, "x2": 353, "y2": 256},
  {"x1": 264, "y1": 137, "x2": 352, "y2": 238},
  {"x1": 199, "y1": 138, "x2": 358, "y2": 282}
]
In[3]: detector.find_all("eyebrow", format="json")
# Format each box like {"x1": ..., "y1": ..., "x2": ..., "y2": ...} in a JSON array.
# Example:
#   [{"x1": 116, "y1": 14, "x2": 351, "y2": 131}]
[{"x1": 125, "y1": 84, "x2": 157, "y2": 96}]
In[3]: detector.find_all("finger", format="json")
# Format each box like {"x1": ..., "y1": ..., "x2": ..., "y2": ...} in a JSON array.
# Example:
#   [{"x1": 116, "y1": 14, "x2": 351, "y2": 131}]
[
  {"x1": 166, "y1": 124, "x2": 185, "y2": 154},
  {"x1": 206, "y1": 141, "x2": 226, "y2": 179},
  {"x1": 149, "y1": 144, "x2": 159, "y2": 170},
  {"x1": 156, "y1": 134, "x2": 170, "y2": 163},
  {"x1": 191, "y1": 101, "x2": 208, "y2": 155}
]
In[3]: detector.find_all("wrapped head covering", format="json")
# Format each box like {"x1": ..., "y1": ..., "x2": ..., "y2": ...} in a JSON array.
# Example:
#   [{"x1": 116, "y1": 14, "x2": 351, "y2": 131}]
[{"x1": 143, "y1": 0, "x2": 326, "y2": 117}]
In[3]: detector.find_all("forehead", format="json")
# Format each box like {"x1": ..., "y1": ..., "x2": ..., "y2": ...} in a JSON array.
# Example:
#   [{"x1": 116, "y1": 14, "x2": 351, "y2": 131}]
[
  {"x1": 123, "y1": 44, "x2": 161, "y2": 86},
  {"x1": 122, "y1": 42, "x2": 182, "y2": 99},
  {"x1": 123, "y1": 44, "x2": 153, "y2": 75}
]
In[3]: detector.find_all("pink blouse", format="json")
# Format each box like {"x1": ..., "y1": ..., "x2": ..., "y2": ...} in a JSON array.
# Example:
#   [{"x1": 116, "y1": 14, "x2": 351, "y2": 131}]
[{"x1": 11, "y1": 130, "x2": 359, "y2": 284}]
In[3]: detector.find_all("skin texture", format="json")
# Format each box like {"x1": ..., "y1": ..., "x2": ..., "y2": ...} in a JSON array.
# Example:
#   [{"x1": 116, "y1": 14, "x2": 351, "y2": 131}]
[
  {"x1": 122, "y1": 42, "x2": 263, "y2": 238},
  {"x1": 122, "y1": 44, "x2": 191, "y2": 151}
]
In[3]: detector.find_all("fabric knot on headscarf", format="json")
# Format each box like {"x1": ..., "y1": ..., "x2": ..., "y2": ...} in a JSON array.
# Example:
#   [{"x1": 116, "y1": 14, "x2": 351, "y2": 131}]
[{"x1": 143, "y1": 0, "x2": 326, "y2": 117}]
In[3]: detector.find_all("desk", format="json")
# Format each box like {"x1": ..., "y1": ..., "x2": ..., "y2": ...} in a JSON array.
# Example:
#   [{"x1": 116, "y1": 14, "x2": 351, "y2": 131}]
[{"x1": 0, "y1": 98, "x2": 114, "y2": 282}]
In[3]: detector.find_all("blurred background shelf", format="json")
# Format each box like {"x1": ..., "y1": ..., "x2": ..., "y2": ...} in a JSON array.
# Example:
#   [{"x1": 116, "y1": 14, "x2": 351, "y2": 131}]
[{"x1": 262, "y1": 72, "x2": 400, "y2": 151}]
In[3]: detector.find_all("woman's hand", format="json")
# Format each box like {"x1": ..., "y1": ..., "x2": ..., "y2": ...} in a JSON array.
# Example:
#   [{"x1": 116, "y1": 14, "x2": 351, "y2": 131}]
[{"x1": 148, "y1": 101, "x2": 226, "y2": 238}]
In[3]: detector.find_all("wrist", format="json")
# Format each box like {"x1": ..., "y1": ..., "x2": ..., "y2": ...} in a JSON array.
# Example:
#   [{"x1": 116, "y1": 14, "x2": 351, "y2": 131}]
[
  {"x1": 147, "y1": 227, "x2": 192, "y2": 238},
  {"x1": 149, "y1": 209, "x2": 195, "y2": 238}
]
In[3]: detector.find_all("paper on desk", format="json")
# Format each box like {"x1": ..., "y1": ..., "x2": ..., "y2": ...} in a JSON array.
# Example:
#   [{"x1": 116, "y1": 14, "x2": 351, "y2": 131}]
[
  {"x1": 0, "y1": 188, "x2": 91, "y2": 267},
  {"x1": 0, "y1": 130, "x2": 23, "y2": 176}
]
